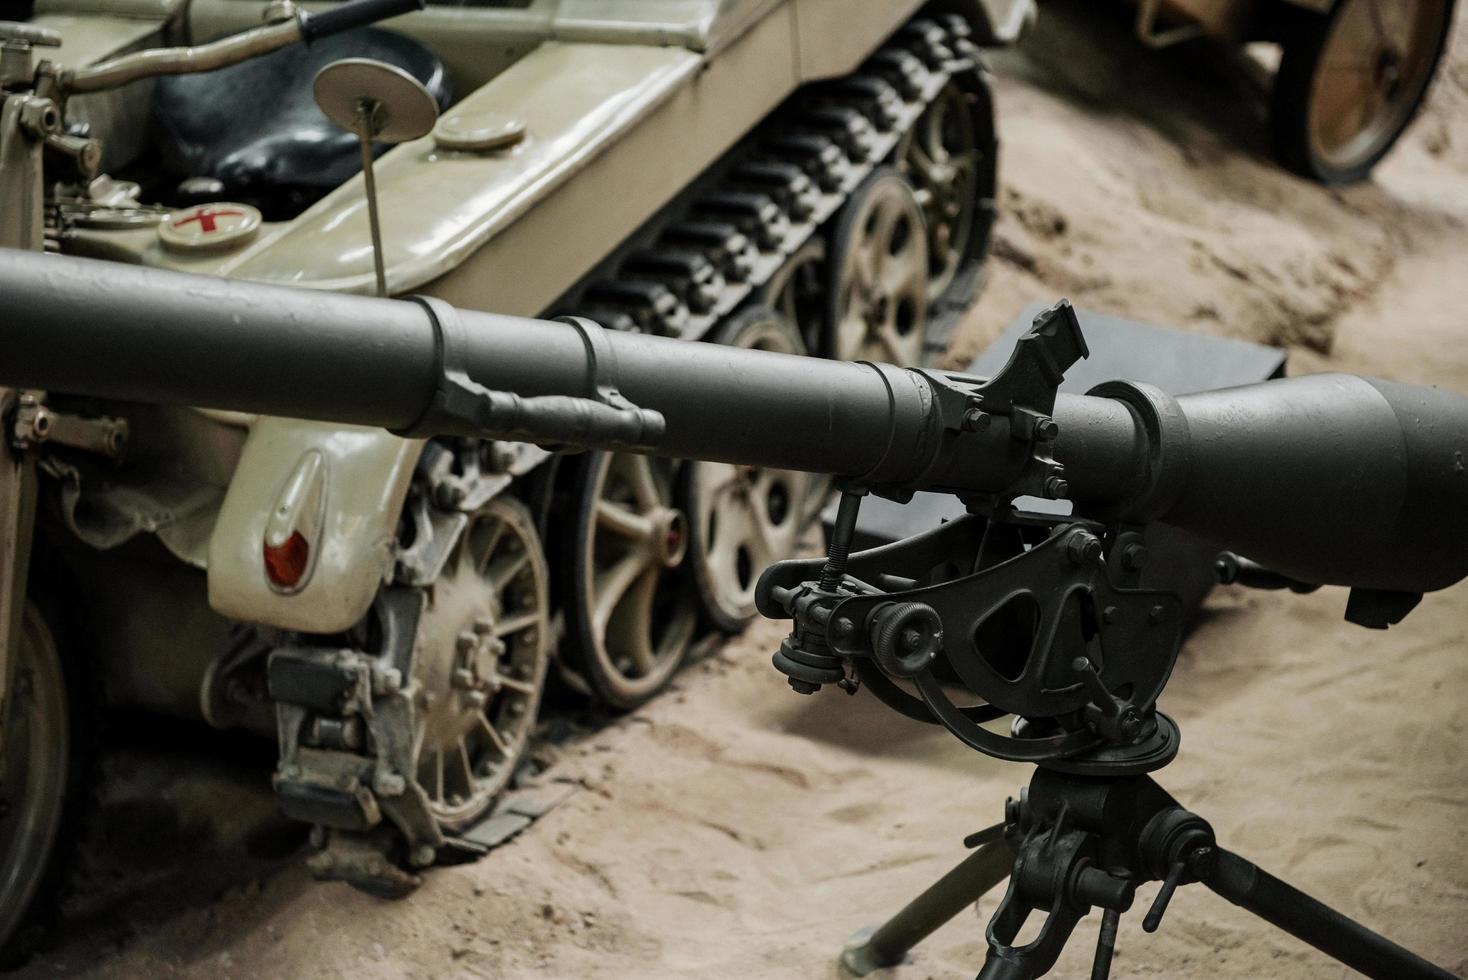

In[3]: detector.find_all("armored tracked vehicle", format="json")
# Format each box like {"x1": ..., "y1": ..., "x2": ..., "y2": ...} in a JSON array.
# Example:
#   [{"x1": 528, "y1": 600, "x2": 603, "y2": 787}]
[{"x1": 0, "y1": 0, "x2": 1030, "y2": 953}]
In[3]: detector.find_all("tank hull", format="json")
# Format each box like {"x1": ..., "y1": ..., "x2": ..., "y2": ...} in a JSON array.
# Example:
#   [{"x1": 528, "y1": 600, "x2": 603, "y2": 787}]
[{"x1": 9, "y1": 0, "x2": 1020, "y2": 912}]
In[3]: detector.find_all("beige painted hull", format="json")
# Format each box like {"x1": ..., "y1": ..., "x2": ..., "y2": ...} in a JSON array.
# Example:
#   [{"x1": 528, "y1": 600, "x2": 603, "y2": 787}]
[{"x1": 42, "y1": 0, "x2": 986, "y2": 634}]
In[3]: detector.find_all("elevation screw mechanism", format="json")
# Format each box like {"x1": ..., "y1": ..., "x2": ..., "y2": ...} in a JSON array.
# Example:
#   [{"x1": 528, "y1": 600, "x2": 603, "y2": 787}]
[
  {"x1": 776, "y1": 490, "x2": 865, "y2": 696},
  {"x1": 819, "y1": 490, "x2": 865, "y2": 592}
]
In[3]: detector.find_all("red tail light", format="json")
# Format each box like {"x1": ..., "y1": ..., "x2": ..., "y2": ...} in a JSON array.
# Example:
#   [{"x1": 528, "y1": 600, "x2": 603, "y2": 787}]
[{"x1": 263, "y1": 531, "x2": 311, "y2": 589}]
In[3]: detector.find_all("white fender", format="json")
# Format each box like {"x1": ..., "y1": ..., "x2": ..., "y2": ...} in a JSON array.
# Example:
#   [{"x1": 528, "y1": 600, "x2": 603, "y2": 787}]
[{"x1": 207, "y1": 418, "x2": 422, "y2": 633}]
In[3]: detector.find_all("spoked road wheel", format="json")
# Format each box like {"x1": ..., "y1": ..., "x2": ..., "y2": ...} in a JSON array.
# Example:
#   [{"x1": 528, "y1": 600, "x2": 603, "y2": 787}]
[
  {"x1": 683, "y1": 308, "x2": 815, "y2": 634},
  {"x1": 0, "y1": 604, "x2": 75, "y2": 966},
  {"x1": 412, "y1": 496, "x2": 550, "y2": 832},
  {"x1": 899, "y1": 78, "x2": 997, "y2": 308},
  {"x1": 827, "y1": 168, "x2": 931, "y2": 366},
  {"x1": 758, "y1": 238, "x2": 828, "y2": 357},
  {"x1": 561, "y1": 451, "x2": 698, "y2": 711},
  {"x1": 1272, "y1": 0, "x2": 1455, "y2": 184}
]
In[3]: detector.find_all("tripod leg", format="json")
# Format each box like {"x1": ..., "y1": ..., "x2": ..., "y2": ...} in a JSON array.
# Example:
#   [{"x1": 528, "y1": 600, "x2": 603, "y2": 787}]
[
  {"x1": 1204, "y1": 848, "x2": 1456, "y2": 980},
  {"x1": 976, "y1": 950, "x2": 1040, "y2": 980},
  {"x1": 1090, "y1": 907, "x2": 1120, "y2": 980},
  {"x1": 840, "y1": 840, "x2": 1014, "y2": 976}
]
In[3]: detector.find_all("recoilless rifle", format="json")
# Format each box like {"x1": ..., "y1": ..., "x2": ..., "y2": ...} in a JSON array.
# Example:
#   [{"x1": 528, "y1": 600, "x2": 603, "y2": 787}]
[{"x1": 3, "y1": 249, "x2": 1466, "y2": 978}]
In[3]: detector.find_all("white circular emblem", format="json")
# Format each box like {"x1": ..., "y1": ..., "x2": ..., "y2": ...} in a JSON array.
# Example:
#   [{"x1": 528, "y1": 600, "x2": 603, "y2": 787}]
[{"x1": 157, "y1": 202, "x2": 262, "y2": 252}]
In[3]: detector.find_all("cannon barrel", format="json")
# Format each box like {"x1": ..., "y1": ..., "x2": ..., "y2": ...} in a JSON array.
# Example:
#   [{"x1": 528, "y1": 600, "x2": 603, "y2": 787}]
[{"x1": 2, "y1": 250, "x2": 1466, "y2": 594}]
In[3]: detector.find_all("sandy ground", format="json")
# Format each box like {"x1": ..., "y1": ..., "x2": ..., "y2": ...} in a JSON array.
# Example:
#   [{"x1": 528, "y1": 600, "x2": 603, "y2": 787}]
[{"x1": 19, "y1": 4, "x2": 1468, "y2": 978}]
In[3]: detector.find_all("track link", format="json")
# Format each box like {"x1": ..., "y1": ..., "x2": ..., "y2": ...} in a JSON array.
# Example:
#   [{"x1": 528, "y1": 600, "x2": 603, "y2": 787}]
[{"x1": 557, "y1": 13, "x2": 995, "y2": 359}]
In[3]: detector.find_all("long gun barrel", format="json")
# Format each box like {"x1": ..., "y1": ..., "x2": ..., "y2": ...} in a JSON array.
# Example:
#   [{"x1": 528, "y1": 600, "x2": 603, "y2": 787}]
[{"x1": 3, "y1": 250, "x2": 1466, "y2": 595}]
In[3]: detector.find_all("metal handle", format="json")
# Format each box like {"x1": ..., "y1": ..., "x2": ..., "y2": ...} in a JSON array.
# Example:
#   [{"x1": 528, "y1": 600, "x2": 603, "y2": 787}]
[
  {"x1": 63, "y1": 19, "x2": 303, "y2": 93},
  {"x1": 1215, "y1": 552, "x2": 1320, "y2": 594},
  {"x1": 299, "y1": 0, "x2": 426, "y2": 43},
  {"x1": 61, "y1": 0, "x2": 426, "y2": 95}
]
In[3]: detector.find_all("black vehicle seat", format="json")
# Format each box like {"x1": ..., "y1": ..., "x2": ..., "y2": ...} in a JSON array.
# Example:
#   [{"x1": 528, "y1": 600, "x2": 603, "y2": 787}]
[{"x1": 153, "y1": 27, "x2": 452, "y2": 219}]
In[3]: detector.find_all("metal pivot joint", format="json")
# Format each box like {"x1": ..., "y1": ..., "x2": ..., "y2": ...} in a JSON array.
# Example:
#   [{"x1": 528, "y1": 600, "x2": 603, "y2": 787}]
[{"x1": 393, "y1": 300, "x2": 665, "y2": 452}]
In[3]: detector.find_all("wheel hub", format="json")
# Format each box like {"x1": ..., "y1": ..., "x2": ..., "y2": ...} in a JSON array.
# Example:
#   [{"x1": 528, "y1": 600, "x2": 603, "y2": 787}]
[
  {"x1": 866, "y1": 291, "x2": 891, "y2": 330},
  {"x1": 653, "y1": 507, "x2": 688, "y2": 567},
  {"x1": 1375, "y1": 47, "x2": 1403, "y2": 93},
  {"x1": 419, "y1": 575, "x2": 508, "y2": 751}
]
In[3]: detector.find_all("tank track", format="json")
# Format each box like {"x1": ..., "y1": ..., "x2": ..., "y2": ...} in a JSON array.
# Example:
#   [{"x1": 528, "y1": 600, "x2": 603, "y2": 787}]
[{"x1": 554, "y1": 12, "x2": 994, "y2": 361}]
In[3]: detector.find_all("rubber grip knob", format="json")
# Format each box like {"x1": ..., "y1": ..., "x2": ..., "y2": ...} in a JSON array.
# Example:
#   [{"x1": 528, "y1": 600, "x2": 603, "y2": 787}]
[
  {"x1": 298, "y1": 0, "x2": 425, "y2": 43},
  {"x1": 869, "y1": 602, "x2": 943, "y2": 678}
]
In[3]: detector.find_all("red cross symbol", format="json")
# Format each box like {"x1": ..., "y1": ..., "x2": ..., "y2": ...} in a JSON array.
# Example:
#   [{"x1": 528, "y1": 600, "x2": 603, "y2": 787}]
[{"x1": 173, "y1": 207, "x2": 245, "y2": 234}]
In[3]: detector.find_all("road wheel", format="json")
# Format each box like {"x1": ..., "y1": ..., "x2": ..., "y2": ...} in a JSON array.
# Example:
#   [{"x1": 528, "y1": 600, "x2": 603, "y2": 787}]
[
  {"x1": 1271, "y1": 0, "x2": 1455, "y2": 184},
  {"x1": 412, "y1": 497, "x2": 549, "y2": 832},
  {"x1": 683, "y1": 308, "x2": 814, "y2": 633},
  {"x1": 0, "y1": 604, "x2": 81, "y2": 967},
  {"x1": 826, "y1": 168, "x2": 931, "y2": 366},
  {"x1": 561, "y1": 452, "x2": 698, "y2": 711},
  {"x1": 899, "y1": 76, "x2": 997, "y2": 308},
  {"x1": 757, "y1": 238, "x2": 827, "y2": 356}
]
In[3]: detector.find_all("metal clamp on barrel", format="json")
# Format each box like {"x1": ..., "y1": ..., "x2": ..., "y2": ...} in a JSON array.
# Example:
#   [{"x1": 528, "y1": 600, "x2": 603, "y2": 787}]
[
  {"x1": 1086, "y1": 380, "x2": 1189, "y2": 523},
  {"x1": 392, "y1": 299, "x2": 665, "y2": 452},
  {"x1": 850, "y1": 362, "x2": 939, "y2": 495}
]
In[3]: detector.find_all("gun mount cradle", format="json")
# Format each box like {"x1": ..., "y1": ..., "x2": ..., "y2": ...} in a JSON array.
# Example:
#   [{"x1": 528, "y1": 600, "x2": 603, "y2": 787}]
[{"x1": 750, "y1": 308, "x2": 1457, "y2": 979}]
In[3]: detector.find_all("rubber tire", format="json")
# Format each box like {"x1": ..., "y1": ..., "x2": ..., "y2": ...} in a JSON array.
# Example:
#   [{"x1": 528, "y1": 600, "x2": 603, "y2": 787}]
[
  {"x1": 0, "y1": 597, "x2": 94, "y2": 969},
  {"x1": 682, "y1": 307, "x2": 809, "y2": 635},
  {"x1": 1270, "y1": 0, "x2": 1456, "y2": 184}
]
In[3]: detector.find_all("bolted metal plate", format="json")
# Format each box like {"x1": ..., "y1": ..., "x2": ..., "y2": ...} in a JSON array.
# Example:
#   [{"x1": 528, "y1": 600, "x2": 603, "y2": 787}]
[
  {"x1": 433, "y1": 113, "x2": 526, "y2": 153},
  {"x1": 312, "y1": 57, "x2": 438, "y2": 143}
]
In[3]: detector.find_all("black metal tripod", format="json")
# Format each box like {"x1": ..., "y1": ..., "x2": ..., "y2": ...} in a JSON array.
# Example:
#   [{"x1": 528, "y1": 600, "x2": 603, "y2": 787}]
[{"x1": 842, "y1": 746, "x2": 1457, "y2": 980}]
